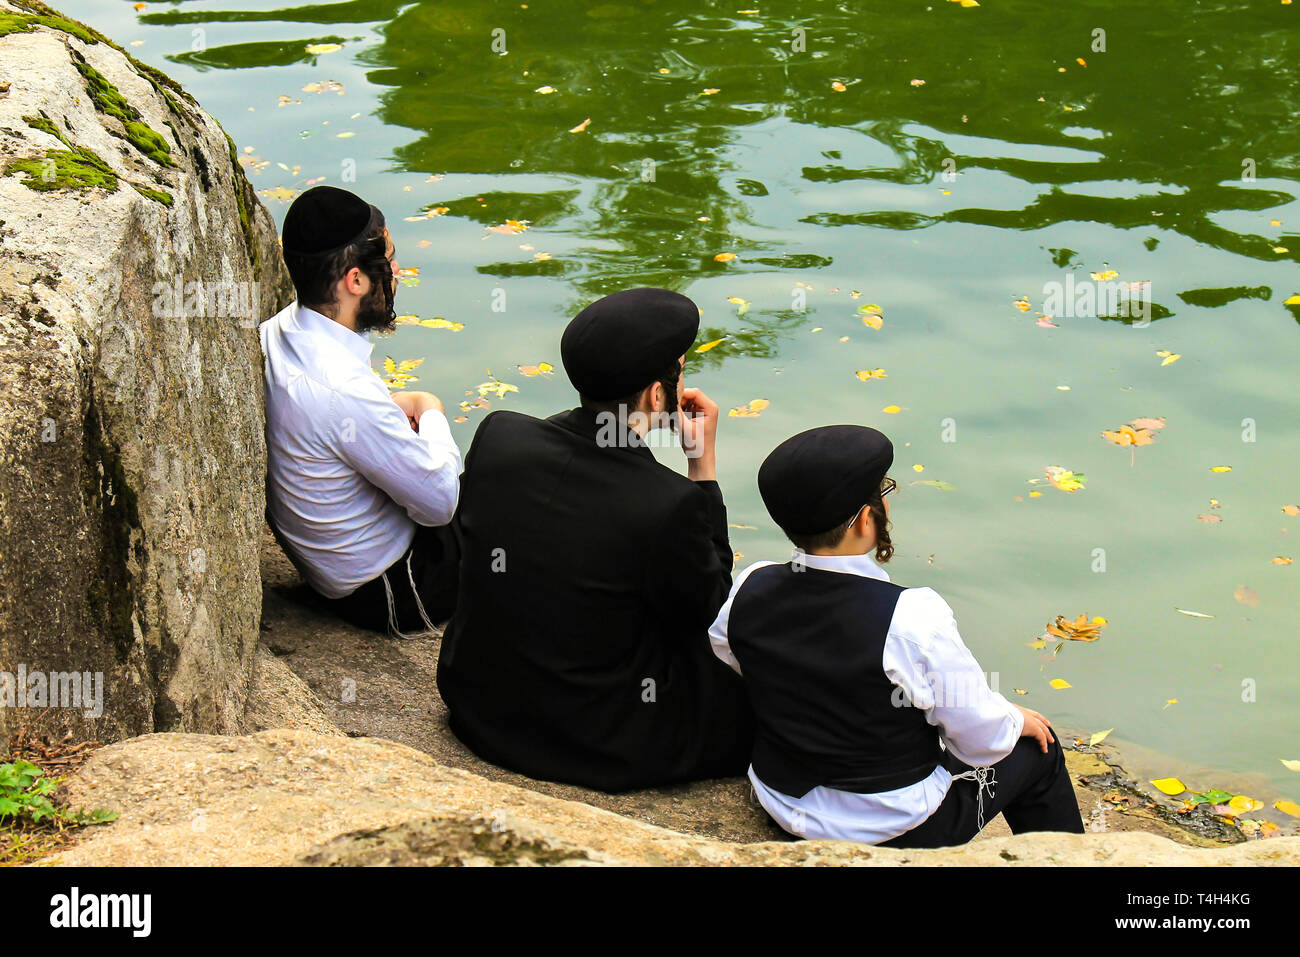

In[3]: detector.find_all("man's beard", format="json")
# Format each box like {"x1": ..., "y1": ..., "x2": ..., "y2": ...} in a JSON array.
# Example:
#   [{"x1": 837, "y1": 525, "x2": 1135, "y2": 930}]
[{"x1": 354, "y1": 274, "x2": 396, "y2": 334}]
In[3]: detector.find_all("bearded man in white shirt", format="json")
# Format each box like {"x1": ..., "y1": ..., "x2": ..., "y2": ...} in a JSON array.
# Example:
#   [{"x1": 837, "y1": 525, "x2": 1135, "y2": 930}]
[
  {"x1": 260, "y1": 186, "x2": 462, "y2": 636},
  {"x1": 710, "y1": 425, "x2": 1084, "y2": 847}
]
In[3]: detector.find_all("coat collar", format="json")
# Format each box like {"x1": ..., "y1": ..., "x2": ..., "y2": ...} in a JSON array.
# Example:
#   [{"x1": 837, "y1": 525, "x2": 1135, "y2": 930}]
[{"x1": 547, "y1": 406, "x2": 656, "y2": 460}]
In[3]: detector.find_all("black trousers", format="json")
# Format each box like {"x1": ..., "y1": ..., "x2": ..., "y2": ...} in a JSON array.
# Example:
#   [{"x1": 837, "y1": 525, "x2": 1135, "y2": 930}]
[
  {"x1": 879, "y1": 737, "x2": 1085, "y2": 849},
  {"x1": 319, "y1": 523, "x2": 460, "y2": 636}
]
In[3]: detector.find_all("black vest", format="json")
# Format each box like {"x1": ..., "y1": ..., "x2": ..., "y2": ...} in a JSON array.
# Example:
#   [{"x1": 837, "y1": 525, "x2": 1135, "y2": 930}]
[{"x1": 728, "y1": 563, "x2": 942, "y2": 798}]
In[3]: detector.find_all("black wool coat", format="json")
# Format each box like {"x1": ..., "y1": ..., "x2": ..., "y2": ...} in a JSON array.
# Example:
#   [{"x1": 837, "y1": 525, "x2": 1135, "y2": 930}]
[{"x1": 437, "y1": 407, "x2": 752, "y2": 792}]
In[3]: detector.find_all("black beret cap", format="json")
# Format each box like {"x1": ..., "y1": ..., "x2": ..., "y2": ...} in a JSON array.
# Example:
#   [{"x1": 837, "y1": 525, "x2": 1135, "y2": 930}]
[
  {"x1": 282, "y1": 185, "x2": 375, "y2": 256},
  {"x1": 758, "y1": 425, "x2": 894, "y2": 536},
  {"x1": 561, "y1": 288, "x2": 699, "y2": 400}
]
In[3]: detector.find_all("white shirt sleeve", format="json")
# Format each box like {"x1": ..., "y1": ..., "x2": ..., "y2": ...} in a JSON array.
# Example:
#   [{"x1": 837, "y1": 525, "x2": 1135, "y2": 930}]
[
  {"x1": 708, "y1": 561, "x2": 777, "y2": 674},
  {"x1": 329, "y1": 382, "x2": 462, "y2": 528},
  {"x1": 883, "y1": 587, "x2": 1024, "y2": 767}
]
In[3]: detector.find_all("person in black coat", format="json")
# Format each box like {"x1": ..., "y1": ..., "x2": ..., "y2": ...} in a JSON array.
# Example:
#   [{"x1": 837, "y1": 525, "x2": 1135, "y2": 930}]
[{"x1": 436, "y1": 288, "x2": 754, "y2": 792}]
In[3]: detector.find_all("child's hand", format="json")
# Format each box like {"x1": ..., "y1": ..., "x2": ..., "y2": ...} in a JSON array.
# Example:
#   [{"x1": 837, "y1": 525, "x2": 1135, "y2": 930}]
[{"x1": 1015, "y1": 705, "x2": 1056, "y2": 753}]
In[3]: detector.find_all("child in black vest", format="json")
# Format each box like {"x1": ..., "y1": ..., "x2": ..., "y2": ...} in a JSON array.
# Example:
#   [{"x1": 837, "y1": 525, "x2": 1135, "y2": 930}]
[{"x1": 709, "y1": 425, "x2": 1084, "y2": 847}]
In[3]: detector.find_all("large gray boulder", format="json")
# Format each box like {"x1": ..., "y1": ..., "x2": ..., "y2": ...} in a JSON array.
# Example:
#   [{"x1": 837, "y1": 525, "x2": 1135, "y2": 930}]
[{"x1": 0, "y1": 0, "x2": 293, "y2": 743}]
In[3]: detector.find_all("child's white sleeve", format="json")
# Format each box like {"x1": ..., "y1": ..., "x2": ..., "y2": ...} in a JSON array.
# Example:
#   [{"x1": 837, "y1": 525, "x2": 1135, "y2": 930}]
[
  {"x1": 882, "y1": 587, "x2": 1025, "y2": 767},
  {"x1": 707, "y1": 561, "x2": 777, "y2": 675}
]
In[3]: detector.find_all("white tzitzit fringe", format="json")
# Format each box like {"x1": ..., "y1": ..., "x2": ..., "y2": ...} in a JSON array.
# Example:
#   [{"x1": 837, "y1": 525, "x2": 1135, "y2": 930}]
[
  {"x1": 379, "y1": 552, "x2": 442, "y2": 640},
  {"x1": 950, "y1": 765, "x2": 997, "y2": 832}
]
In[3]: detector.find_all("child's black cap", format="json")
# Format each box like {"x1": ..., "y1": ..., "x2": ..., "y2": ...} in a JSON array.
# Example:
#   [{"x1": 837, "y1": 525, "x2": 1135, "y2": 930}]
[{"x1": 758, "y1": 425, "x2": 893, "y2": 535}]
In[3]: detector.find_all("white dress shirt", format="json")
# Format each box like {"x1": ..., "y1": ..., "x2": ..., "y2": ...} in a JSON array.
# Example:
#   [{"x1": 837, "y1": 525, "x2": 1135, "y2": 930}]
[
  {"x1": 260, "y1": 303, "x2": 462, "y2": 599},
  {"x1": 709, "y1": 549, "x2": 1024, "y2": 844}
]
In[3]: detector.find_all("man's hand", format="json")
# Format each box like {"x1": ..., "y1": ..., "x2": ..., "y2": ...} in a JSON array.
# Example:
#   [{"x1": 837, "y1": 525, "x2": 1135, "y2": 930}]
[
  {"x1": 391, "y1": 390, "x2": 444, "y2": 431},
  {"x1": 679, "y1": 387, "x2": 718, "y2": 482},
  {"x1": 1015, "y1": 705, "x2": 1056, "y2": 753}
]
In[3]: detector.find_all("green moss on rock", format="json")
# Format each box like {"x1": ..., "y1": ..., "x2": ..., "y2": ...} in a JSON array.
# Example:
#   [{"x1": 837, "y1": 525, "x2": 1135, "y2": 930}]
[
  {"x1": 226, "y1": 131, "x2": 262, "y2": 281},
  {"x1": 131, "y1": 183, "x2": 173, "y2": 206},
  {"x1": 5, "y1": 148, "x2": 118, "y2": 193},
  {"x1": 5, "y1": 112, "x2": 118, "y2": 193},
  {"x1": 0, "y1": 10, "x2": 101, "y2": 44},
  {"x1": 70, "y1": 52, "x2": 176, "y2": 168}
]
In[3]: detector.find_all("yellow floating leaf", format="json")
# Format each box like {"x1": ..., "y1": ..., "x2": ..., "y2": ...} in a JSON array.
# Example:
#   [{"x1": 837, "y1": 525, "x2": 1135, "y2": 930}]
[
  {"x1": 1076, "y1": 57, "x2": 1087, "y2": 67},
  {"x1": 1274, "y1": 799, "x2": 1300, "y2": 817},
  {"x1": 1013, "y1": 688, "x2": 1029, "y2": 695},
  {"x1": 418, "y1": 317, "x2": 463, "y2": 331},
  {"x1": 695, "y1": 337, "x2": 728, "y2": 353},
  {"x1": 913, "y1": 464, "x2": 924, "y2": 472},
  {"x1": 1163, "y1": 698, "x2": 1179, "y2": 708},
  {"x1": 1210, "y1": 466, "x2": 1232, "y2": 472},
  {"x1": 305, "y1": 43, "x2": 343, "y2": 55},
  {"x1": 831, "y1": 80, "x2": 847, "y2": 92},
  {"x1": 1044, "y1": 465, "x2": 1087, "y2": 492},
  {"x1": 1151, "y1": 777, "x2": 1186, "y2": 796},
  {"x1": 882, "y1": 405, "x2": 902, "y2": 414},
  {"x1": 1049, "y1": 678, "x2": 1072, "y2": 690},
  {"x1": 1273, "y1": 246, "x2": 1289, "y2": 254},
  {"x1": 517, "y1": 362, "x2": 554, "y2": 376},
  {"x1": 1090, "y1": 269, "x2": 1118, "y2": 281},
  {"x1": 855, "y1": 368, "x2": 887, "y2": 381},
  {"x1": 568, "y1": 117, "x2": 591, "y2": 133},
  {"x1": 702, "y1": 88, "x2": 721, "y2": 95},
  {"x1": 1228, "y1": 795, "x2": 1264, "y2": 814},
  {"x1": 1045, "y1": 613, "x2": 1104, "y2": 642},
  {"x1": 861, "y1": 313, "x2": 883, "y2": 330},
  {"x1": 534, "y1": 85, "x2": 557, "y2": 94},
  {"x1": 1281, "y1": 759, "x2": 1300, "y2": 772},
  {"x1": 1089, "y1": 728, "x2": 1114, "y2": 746},
  {"x1": 1273, "y1": 556, "x2": 1294, "y2": 565},
  {"x1": 1284, "y1": 295, "x2": 1300, "y2": 305},
  {"x1": 1013, "y1": 297, "x2": 1031, "y2": 311},
  {"x1": 910, "y1": 78, "x2": 926, "y2": 87},
  {"x1": 1283, "y1": 505, "x2": 1300, "y2": 516},
  {"x1": 713, "y1": 252, "x2": 737, "y2": 262},
  {"x1": 728, "y1": 398, "x2": 770, "y2": 418},
  {"x1": 1028, "y1": 490, "x2": 1042, "y2": 497},
  {"x1": 1158, "y1": 352, "x2": 1181, "y2": 366},
  {"x1": 477, "y1": 380, "x2": 519, "y2": 399}
]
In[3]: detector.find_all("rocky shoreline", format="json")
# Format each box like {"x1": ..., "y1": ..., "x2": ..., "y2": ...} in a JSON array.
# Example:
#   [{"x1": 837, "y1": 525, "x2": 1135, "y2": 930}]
[{"x1": 2, "y1": 3, "x2": 1295, "y2": 867}]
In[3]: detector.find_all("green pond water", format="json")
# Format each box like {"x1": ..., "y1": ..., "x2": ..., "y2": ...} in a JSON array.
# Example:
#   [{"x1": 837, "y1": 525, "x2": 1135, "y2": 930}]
[{"x1": 62, "y1": 0, "x2": 1300, "y2": 819}]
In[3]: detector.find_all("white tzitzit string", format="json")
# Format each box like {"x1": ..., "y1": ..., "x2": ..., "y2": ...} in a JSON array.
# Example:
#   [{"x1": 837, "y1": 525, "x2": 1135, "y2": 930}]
[
  {"x1": 950, "y1": 765, "x2": 997, "y2": 832},
  {"x1": 404, "y1": 552, "x2": 441, "y2": 634},
  {"x1": 378, "y1": 553, "x2": 442, "y2": 640}
]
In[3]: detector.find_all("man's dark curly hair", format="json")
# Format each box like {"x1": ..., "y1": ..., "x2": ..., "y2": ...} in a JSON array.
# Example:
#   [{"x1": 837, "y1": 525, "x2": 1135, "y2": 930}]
[{"x1": 283, "y1": 204, "x2": 395, "y2": 332}]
